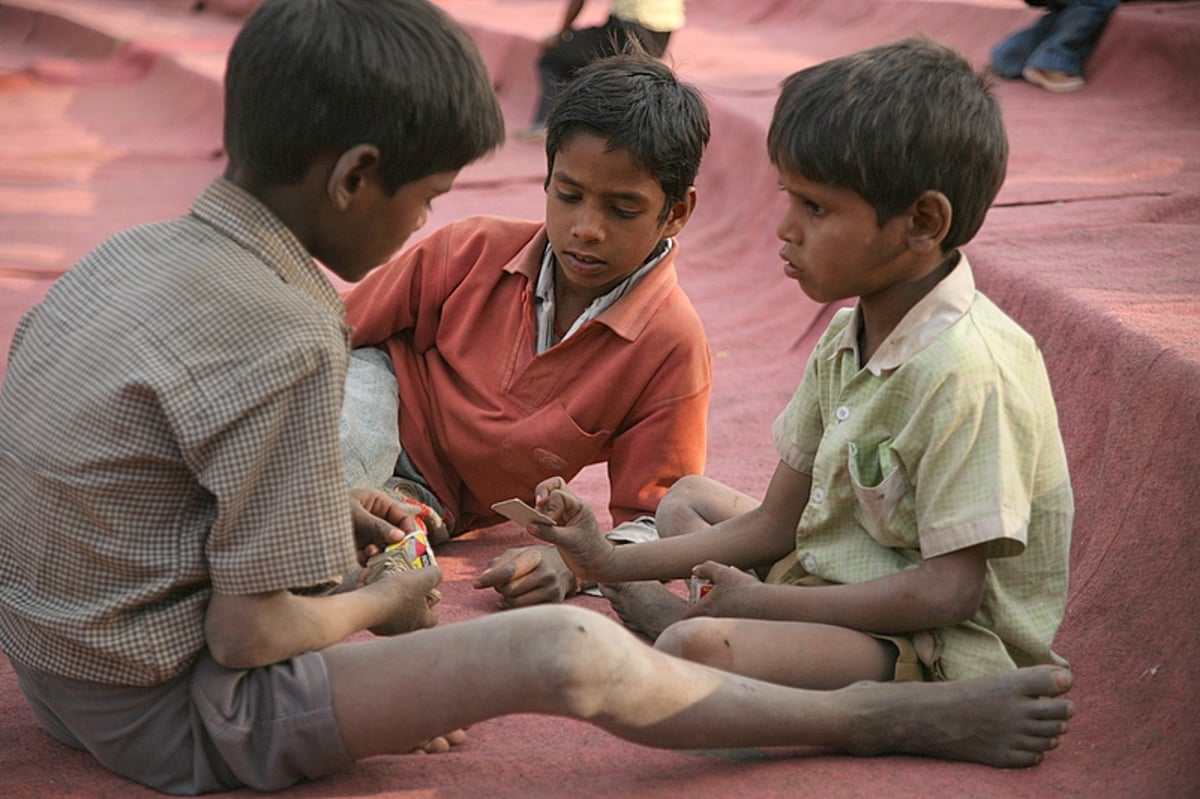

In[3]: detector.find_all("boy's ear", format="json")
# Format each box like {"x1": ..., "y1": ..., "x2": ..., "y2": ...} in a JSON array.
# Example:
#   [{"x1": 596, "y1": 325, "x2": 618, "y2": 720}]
[
  {"x1": 327, "y1": 144, "x2": 382, "y2": 210},
  {"x1": 907, "y1": 190, "x2": 952, "y2": 255},
  {"x1": 660, "y1": 186, "x2": 698, "y2": 239}
]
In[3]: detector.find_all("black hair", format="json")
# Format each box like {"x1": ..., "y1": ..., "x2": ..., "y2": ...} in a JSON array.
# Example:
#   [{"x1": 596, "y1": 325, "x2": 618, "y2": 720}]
[
  {"x1": 224, "y1": 0, "x2": 504, "y2": 194},
  {"x1": 767, "y1": 36, "x2": 1008, "y2": 251},
  {"x1": 544, "y1": 54, "x2": 710, "y2": 216}
]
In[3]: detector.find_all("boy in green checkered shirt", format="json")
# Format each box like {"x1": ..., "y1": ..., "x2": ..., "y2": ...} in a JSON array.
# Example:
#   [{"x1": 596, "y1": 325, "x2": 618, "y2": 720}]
[{"x1": 524, "y1": 36, "x2": 1073, "y2": 687}]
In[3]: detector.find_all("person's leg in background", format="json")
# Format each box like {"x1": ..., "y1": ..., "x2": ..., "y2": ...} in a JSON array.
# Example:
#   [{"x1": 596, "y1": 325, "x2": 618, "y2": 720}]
[
  {"x1": 1020, "y1": 0, "x2": 1119, "y2": 90},
  {"x1": 532, "y1": 21, "x2": 623, "y2": 132},
  {"x1": 990, "y1": 0, "x2": 1120, "y2": 92},
  {"x1": 990, "y1": 7, "x2": 1060, "y2": 78}
]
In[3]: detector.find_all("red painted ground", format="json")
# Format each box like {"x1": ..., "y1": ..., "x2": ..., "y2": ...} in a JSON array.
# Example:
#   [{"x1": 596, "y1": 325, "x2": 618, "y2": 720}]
[{"x1": 1, "y1": 1, "x2": 1198, "y2": 796}]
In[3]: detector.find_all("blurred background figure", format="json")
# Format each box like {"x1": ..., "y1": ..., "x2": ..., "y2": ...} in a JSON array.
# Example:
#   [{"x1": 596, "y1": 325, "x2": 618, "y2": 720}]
[
  {"x1": 191, "y1": 0, "x2": 264, "y2": 16},
  {"x1": 526, "y1": 0, "x2": 685, "y2": 136},
  {"x1": 989, "y1": 0, "x2": 1120, "y2": 92}
]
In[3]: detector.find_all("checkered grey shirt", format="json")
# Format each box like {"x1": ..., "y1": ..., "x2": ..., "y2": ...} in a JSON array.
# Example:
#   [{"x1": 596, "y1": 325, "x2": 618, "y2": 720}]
[{"x1": 0, "y1": 178, "x2": 358, "y2": 685}]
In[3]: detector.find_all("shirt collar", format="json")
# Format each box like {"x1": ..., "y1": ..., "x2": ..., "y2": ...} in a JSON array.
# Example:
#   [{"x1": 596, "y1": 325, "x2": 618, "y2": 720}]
[
  {"x1": 190, "y1": 177, "x2": 344, "y2": 319},
  {"x1": 836, "y1": 251, "x2": 976, "y2": 375},
  {"x1": 533, "y1": 238, "x2": 675, "y2": 351}
]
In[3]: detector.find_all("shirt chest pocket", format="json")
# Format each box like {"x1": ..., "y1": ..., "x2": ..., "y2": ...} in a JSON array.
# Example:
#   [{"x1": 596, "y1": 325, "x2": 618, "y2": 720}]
[
  {"x1": 846, "y1": 439, "x2": 917, "y2": 549},
  {"x1": 499, "y1": 401, "x2": 610, "y2": 483}
]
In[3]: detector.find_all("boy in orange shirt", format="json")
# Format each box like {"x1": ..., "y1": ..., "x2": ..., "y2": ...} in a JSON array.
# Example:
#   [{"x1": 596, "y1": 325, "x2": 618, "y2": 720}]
[{"x1": 341, "y1": 54, "x2": 712, "y2": 607}]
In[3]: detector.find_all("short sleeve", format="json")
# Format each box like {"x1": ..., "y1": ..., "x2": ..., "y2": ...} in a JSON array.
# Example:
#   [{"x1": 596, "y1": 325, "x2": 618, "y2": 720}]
[{"x1": 177, "y1": 333, "x2": 358, "y2": 594}]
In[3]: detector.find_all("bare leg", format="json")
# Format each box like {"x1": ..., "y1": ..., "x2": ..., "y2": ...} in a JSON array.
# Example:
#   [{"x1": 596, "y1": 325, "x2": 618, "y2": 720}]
[
  {"x1": 322, "y1": 605, "x2": 1071, "y2": 768},
  {"x1": 655, "y1": 617, "x2": 896, "y2": 689},
  {"x1": 654, "y1": 474, "x2": 760, "y2": 538}
]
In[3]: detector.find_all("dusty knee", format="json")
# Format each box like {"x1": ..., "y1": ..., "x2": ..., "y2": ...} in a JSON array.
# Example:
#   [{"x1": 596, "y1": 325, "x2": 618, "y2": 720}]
[
  {"x1": 655, "y1": 475, "x2": 710, "y2": 535},
  {"x1": 525, "y1": 606, "x2": 638, "y2": 718},
  {"x1": 654, "y1": 618, "x2": 734, "y2": 671}
]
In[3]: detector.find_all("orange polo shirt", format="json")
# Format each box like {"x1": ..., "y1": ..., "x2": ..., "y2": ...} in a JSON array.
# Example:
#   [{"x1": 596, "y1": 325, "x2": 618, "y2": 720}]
[{"x1": 344, "y1": 216, "x2": 711, "y2": 531}]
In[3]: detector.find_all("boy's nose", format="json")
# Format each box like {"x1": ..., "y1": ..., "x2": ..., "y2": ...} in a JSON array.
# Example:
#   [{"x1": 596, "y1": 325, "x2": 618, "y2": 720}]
[
  {"x1": 571, "y1": 205, "x2": 604, "y2": 242},
  {"x1": 776, "y1": 212, "x2": 801, "y2": 244}
]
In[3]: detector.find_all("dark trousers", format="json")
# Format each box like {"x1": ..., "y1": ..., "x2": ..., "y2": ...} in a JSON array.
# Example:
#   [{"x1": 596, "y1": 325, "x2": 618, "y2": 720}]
[{"x1": 533, "y1": 15, "x2": 671, "y2": 125}]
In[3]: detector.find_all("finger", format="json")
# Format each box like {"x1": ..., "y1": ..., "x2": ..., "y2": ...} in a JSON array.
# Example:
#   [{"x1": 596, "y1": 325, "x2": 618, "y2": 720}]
[
  {"x1": 534, "y1": 476, "x2": 568, "y2": 507},
  {"x1": 473, "y1": 562, "x2": 516, "y2": 588},
  {"x1": 363, "y1": 510, "x2": 413, "y2": 549},
  {"x1": 371, "y1": 496, "x2": 425, "y2": 537},
  {"x1": 525, "y1": 521, "x2": 560, "y2": 544},
  {"x1": 691, "y1": 560, "x2": 725, "y2": 581},
  {"x1": 540, "y1": 487, "x2": 574, "y2": 522},
  {"x1": 407, "y1": 565, "x2": 443, "y2": 592},
  {"x1": 475, "y1": 549, "x2": 542, "y2": 588},
  {"x1": 352, "y1": 489, "x2": 418, "y2": 533},
  {"x1": 500, "y1": 585, "x2": 560, "y2": 608}
]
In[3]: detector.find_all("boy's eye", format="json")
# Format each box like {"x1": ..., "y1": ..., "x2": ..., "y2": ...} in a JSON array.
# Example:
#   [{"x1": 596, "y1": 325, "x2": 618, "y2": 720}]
[
  {"x1": 554, "y1": 191, "x2": 581, "y2": 203},
  {"x1": 612, "y1": 207, "x2": 640, "y2": 220},
  {"x1": 805, "y1": 200, "x2": 825, "y2": 216}
]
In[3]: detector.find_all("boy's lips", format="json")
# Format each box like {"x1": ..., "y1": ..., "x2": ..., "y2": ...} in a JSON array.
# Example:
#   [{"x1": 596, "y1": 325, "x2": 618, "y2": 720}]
[
  {"x1": 562, "y1": 250, "x2": 607, "y2": 277},
  {"x1": 778, "y1": 246, "x2": 802, "y2": 280}
]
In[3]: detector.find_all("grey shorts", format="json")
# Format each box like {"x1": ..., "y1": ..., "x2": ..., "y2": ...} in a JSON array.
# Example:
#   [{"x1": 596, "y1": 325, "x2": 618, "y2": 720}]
[{"x1": 10, "y1": 650, "x2": 352, "y2": 794}]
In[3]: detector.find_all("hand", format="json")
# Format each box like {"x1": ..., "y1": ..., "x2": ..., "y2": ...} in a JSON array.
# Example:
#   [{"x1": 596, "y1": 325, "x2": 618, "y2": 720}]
[
  {"x1": 683, "y1": 561, "x2": 763, "y2": 619},
  {"x1": 524, "y1": 477, "x2": 617, "y2": 583},
  {"x1": 474, "y1": 545, "x2": 578, "y2": 608},
  {"x1": 366, "y1": 565, "x2": 443, "y2": 636},
  {"x1": 349, "y1": 488, "x2": 425, "y2": 564}
]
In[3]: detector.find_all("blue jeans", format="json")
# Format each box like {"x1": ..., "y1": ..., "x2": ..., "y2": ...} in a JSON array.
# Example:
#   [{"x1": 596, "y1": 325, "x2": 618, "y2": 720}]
[{"x1": 990, "y1": 0, "x2": 1119, "y2": 78}]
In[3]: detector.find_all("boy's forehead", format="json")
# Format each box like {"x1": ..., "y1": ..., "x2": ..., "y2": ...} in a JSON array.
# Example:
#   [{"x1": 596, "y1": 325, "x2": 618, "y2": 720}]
[{"x1": 551, "y1": 132, "x2": 661, "y2": 194}]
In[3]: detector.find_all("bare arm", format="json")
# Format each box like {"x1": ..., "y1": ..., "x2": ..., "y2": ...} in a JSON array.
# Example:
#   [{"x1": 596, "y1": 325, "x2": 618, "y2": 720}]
[
  {"x1": 557, "y1": 0, "x2": 586, "y2": 33},
  {"x1": 532, "y1": 460, "x2": 808, "y2": 583},
  {"x1": 205, "y1": 568, "x2": 441, "y2": 669},
  {"x1": 539, "y1": 0, "x2": 588, "y2": 48},
  {"x1": 205, "y1": 489, "x2": 440, "y2": 669},
  {"x1": 692, "y1": 542, "x2": 989, "y2": 634}
]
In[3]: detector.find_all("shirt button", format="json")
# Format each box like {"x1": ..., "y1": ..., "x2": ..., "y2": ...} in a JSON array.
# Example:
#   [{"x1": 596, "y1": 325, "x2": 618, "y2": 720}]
[
  {"x1": 811, "y1": 486, "x2": 826, "y2": 504},
  {"x1": 802, "y1": 553, "x2": 818, "y2": 572},
  {"x1": 836, "y1": 405, "x2": 851, "y2": 421}
]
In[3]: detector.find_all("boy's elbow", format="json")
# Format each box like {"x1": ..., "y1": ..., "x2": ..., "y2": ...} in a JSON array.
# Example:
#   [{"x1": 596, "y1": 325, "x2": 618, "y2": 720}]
[
  {"x1": 204, "y1": 591, "x2": 288, "y2": 669},
  {"x1": 946, "y1": 589, "x2": 984, "y2": 625},
  {"x1": 205, "y1": 615, "x2": 276, "y2": 669},
  {"x1": 925, "y1": 545, "x2": 988, "y2": 626},
  {"x1": 937, "y1": 578, "x2": 985, "y2": 626},
  {"x1": 206, "y1": 634, "x2": 261, "y2": 670}
]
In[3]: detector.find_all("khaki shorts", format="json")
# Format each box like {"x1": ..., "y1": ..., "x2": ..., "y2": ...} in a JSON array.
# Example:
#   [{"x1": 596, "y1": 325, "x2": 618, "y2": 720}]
[
  {"x1": 765, "y1": 551, "x2": 939, "y2": 682},
  {"x1": 11, "y1": 650, "x2": 352, "y2": 794}
]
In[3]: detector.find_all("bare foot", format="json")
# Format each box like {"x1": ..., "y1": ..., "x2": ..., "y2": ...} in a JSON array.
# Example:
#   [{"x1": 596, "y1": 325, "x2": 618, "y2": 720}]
[
  {"x1": 410, "y1": 728, "x2": 468, "y2": 755},
  {"x1": 600, "y1": 582, "x2": 688, "y2": 639},
  {"x1": 837, "y1": 665, "x2": 1073, "y2": 767}
]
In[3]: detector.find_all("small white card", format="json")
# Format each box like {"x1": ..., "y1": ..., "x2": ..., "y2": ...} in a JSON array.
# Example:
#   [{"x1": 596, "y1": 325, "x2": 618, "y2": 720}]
[{"x1": 491, "y1": 498, "x2": 555, "y2": 526}]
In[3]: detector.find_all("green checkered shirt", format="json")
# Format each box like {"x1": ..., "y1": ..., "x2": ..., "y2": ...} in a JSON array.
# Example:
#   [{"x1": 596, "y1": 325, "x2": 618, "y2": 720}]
[{"x1": 771, "y1": 254, "x2": 1072, "y2": 680}]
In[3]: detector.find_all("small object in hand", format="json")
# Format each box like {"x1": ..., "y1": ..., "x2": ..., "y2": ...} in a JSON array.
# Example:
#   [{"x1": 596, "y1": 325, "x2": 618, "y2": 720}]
[
  {"x1": 364, "y1": 529, "x2": 440, "y2": 602},
  {"x1": 688, "y1": 575, "x2": 713, "y2": 605},
  {"x1": 491, "y1": 498, "x2": 555, "y2": 527}
]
